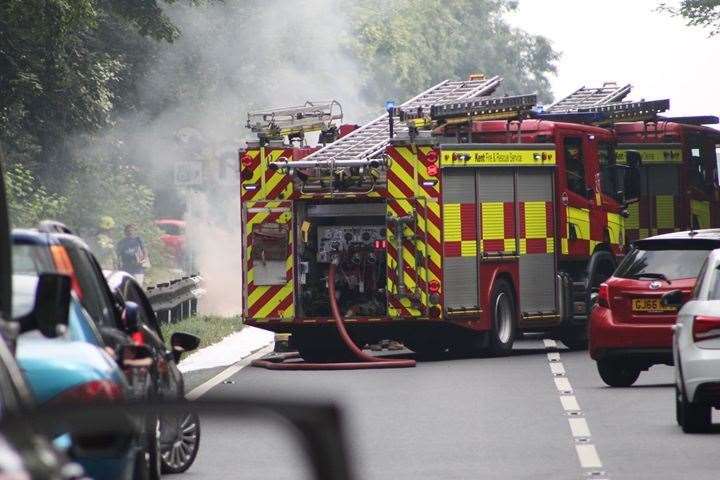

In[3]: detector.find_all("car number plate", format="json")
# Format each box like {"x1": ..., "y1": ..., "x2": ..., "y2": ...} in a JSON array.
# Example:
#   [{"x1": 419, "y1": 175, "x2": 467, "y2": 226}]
[{"x1": 632, "y1": 298, "x2": 676, "y2": 313}]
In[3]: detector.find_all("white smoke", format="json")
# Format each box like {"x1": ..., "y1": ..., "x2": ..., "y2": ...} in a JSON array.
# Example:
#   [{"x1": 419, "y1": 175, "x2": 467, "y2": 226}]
[{"x1": 126, "y1": 0, "x2": 376, "y2": 314}]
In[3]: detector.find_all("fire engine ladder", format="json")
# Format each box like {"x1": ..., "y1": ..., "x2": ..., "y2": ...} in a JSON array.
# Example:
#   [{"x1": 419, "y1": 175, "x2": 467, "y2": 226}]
[
  {"x1": 546, "y1": 82, "x2": 632, "y2": 112},
  {"x1": 292, "y1": 75, "x2": 503, "y2": 167},
  {"x1": 246, "y1": 100, "x2": 343, "y2": 140},
  {"x1": 427, "y1": 93, "x2": 538, "y2": 123}
]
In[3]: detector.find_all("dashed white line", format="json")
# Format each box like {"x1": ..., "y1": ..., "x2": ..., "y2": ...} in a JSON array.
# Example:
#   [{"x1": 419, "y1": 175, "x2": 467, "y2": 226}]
[
  {"x1": 568, "y1": 417, "x2": 591, "y2": 438},
  {"x1": 547, "y1": 351, "x2": 561, "y2": 362},
  {"x1": 543, "y1": 339, "x2": 607, "y2": 477},
  {"x1": 554, "y1": 377, "x2": 573, "y2": 393},
  {"x1": 560, "y1": 395, "x2": 581, "y2": 412},
  {"x1": 575, "y1": 444, "x2": 603, "y2": 469},
  {"x1": 550, "y1": 362, "x2": 566, "y2": 375}
]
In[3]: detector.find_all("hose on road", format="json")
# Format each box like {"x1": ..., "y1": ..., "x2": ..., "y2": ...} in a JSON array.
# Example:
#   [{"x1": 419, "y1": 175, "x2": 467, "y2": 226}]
[{"x1": 251, "y1": 261, "x2": 416, "y2": 370}]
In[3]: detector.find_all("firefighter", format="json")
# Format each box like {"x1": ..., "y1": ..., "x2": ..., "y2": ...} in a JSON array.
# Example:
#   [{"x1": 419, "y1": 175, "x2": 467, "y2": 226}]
[{"x1": 91, "y1": 216, "x2": 117, "y2": 270}]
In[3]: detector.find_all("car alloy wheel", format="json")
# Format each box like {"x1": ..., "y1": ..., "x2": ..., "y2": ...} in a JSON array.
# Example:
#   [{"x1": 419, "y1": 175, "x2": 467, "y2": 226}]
[{"x1": 160, "y1": 412, "x2": 201, "y2": 473}]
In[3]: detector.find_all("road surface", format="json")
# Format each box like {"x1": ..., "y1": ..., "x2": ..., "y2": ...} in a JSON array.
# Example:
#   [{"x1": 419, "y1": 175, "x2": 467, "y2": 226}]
[{"x1": 189, "y1": 338, "x2": 719, "y2": 480}]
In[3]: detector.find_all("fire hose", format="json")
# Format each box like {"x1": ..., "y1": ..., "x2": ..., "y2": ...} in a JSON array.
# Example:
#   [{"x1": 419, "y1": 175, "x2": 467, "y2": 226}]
[{"x1": 251, "y1": 260, "x2": 416, "y2": 370}]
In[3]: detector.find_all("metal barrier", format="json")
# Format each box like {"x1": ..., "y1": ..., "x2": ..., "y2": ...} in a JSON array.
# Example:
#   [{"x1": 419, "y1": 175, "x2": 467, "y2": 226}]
[{"x1": 146, "y1": 275, "x2": 205, "y2": 323}]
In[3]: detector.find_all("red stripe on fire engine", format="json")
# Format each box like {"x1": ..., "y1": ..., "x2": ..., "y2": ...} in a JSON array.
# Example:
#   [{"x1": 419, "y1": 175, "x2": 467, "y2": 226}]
[
  {"x1": 460, "y1": 204, "x2": 477, "y2": 241},
  {"x1": 267, "y1": 293, "x2": 293, "y2": 318},
  {"x1": 388, "y1": 148, "x2": 415, "y2": 179},
  {"x1": 545, "y1": 202, "x2": 554, "y2": 237},
  {"x1": 503, "y1": 202, "x2": 515, "y2": 239},
  {"x1": 247, "y1": 286, "x2": 283, "y2": 318},
  {"x1": 387, "y1": 169, "x2": 415, "y2": 199}
]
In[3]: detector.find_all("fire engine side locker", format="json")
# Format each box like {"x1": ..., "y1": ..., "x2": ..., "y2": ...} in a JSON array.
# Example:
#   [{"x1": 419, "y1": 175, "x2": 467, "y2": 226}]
[{"x1": 439, "y1": 144, "x2": 558, "y2": 327}]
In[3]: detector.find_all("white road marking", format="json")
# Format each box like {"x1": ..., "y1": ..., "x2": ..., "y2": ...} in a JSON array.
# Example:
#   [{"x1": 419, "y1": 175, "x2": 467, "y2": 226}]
[
  {"x1": 550, "y1": 362, "x2": 566, "y2": 375},
  {"x1": 185, "y1": 344, "x2": 274, "y2": 400},
  {"x1": 554, "y1": 377, "x2": 573, "y2": 393},
  {"x1": 568, "y1": 418, "x2": 591, "y2": 438},
  {"x1": 542, "y1": 341, "x2": 606, "y2": 475},
  {"x1": 560, "y1": 395, "x2": 581, "y2": 412},
  {"x1": 575, "y1": 444, "x2": 603, "y2": 469},
  {"x1": 547, "y1": 352, "x2": 561, "y2": 362}
]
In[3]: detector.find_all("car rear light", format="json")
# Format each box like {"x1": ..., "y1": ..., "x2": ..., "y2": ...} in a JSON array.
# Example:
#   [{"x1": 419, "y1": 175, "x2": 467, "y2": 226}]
[
  {"x1": 50, "y1": 245, "x2": 82, "y2": 298},
  {"x1": 51, "y1": 380, "x2": 124, "y2": 405},
  {"x1": 693, "y1": 316, "x2": 720, "y2": 342},
  {"x1": 598, "y1": 283, "x2": 610, "y2": 308}
]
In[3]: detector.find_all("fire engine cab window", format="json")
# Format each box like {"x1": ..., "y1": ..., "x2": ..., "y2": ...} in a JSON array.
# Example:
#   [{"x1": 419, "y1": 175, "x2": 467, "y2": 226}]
[
  {"x1": 598, "y1": 142, "x2": 619, "y2": 201},
  {"x1": 689, "y1": 144, "x2": 711, "y2": 194},
  {"x1": 564, "y1": 138, "x2": 586, "y2": 197}
]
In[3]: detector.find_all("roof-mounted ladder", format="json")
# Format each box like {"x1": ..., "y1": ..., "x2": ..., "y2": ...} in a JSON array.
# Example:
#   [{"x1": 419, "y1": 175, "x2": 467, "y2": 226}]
[
  {"x1": 246, "y1": 100, "x2": 343, "y2": 139},
  {"x1": 546, "y1": 82, "x2": 632, "y2": 113},
  {"x1": 293, "y1": 75, "x2": 503, "y2": 165}
]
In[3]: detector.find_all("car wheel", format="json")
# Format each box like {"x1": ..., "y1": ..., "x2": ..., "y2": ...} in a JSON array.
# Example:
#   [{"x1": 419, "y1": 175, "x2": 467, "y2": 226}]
[
  {"x1": 146, "y1": 416, "x2": 162, "y2": 480},
  {"x1": 677, "y1": 386, "x2": 711, "y2": 433},
  {"x1": 597, "y1": 359, "x2": 640, "y2": 387},
  {"x1": 160, "y1": 412, "x2": 201, "y2": 474},
  {"x1": 488, "y1": 279, "x2": 516, "y2": 356}
]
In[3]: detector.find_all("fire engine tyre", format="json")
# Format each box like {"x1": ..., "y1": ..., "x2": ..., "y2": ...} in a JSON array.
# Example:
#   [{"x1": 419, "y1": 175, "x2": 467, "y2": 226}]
[
  {"x1": 488, "y1": 280, "x2": 516, "y2": 356},
  {"x1": 597, "y1": 359, "x2": 640, "y2": 387},
  {"x1": 676, "y1": 385, "x2": 711, "y2": 433}
]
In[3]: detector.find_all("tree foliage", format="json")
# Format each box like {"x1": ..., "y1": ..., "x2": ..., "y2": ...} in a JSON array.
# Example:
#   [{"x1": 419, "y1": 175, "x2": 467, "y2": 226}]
[
  {"x1": 659, "y1": 0, "x2": 720, "y2": 35},
  {"x1": 349, "y1": 0, "x2": 558, "y2": 104}
]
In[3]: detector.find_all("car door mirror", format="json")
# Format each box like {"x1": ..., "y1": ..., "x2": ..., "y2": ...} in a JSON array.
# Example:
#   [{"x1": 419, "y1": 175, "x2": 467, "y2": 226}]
[
  {"x1": 170, "y1": 331, "x2": 200, "y2": 363},
  {"x1": 119, "y1": 344, "x2": 153, "y2": 370},
  {"x1": 661, "y1": 289, "x2": 684, "y2": 308},
  {"x1": 122, "y1": 301, "x2": 140, "y2": 333},
  {"x1": 19, "y1": 273, "x2": 71, "y2": 338}
]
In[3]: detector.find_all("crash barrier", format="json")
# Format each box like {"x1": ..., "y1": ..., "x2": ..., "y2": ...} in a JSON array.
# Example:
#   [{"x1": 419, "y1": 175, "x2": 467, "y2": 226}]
[{"x1": 146, "y1": 275, "x2": 205, "y2": 323}]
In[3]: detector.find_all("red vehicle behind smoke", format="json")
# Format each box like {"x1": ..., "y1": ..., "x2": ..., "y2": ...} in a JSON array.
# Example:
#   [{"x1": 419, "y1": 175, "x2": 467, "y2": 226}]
[{"x1": 155, "y1": 219, "x2": 186, "y2": 264}]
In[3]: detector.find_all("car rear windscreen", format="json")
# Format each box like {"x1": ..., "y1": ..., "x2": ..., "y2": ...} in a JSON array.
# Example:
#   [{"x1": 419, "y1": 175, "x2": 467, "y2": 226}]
[{"x1": 615, "y1": 245, "x2": 713, "y2": 281}]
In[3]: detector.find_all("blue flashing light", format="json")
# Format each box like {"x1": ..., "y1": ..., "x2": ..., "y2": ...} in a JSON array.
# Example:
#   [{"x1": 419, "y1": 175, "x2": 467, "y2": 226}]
[{"x1": 385, "y1": 100, "x2": 396, "y2": 112}]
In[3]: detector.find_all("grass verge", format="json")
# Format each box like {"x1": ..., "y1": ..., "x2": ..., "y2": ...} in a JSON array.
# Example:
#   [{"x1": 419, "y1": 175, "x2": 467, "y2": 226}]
[{"x1": 162, "y1": 315, "x2": 244, "y2": 349}]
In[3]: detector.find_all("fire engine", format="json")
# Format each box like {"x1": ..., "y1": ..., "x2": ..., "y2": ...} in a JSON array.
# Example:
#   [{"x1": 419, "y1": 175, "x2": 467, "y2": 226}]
[
  {"x1": 239, "y1": 76, "x2": 656, "y2": 358},
  {"x1": 546, "y1": 83, "x2": 720, "y2": 244}
]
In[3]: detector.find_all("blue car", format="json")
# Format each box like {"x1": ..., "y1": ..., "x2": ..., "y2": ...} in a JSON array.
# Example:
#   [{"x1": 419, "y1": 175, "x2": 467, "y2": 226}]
[{"x1": 13, "y1": 273, "x2": 148, "y2": 480}]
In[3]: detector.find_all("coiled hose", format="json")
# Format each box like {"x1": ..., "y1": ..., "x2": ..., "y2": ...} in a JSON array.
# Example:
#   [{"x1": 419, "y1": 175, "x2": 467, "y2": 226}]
[{"x1": 251, "y1": 261, "x2": 416, "y2": 370}]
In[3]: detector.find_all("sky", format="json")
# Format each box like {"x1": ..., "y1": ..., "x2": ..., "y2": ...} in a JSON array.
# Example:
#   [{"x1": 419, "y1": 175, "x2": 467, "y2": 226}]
[{"x1": 507, "y1": 0, "x2": 720, "y2": 117}]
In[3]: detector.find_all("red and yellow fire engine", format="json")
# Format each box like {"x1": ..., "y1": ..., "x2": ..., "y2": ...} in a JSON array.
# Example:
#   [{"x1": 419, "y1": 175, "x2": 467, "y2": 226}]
[
  {"x1": 546, "y1": 83, "x2": 720, "y2": 244},
  {"x1": 239, "y1": 76, "x2": 655, "y2": 358}
]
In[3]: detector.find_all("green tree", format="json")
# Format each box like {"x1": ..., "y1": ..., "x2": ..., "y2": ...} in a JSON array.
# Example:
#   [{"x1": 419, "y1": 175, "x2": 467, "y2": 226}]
[
  {"x1": 348, "y1": 0, "x2": 559, "y2": 105},
  {"x1": 659, "y1": 1, "x2": 720, "y2": 35}
]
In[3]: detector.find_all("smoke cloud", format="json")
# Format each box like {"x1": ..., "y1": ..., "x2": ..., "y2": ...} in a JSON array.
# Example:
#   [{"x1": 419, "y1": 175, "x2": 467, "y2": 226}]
[{"x1": 116, "y1": 0, "x2": 375, "y2": 314}]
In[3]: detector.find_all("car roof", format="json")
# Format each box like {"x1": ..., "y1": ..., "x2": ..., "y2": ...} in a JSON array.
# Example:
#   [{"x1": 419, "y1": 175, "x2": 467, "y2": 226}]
[
  {"x1": 643, "y1": 229, "x2": 720, "y2": 241},
  {"x1": 51, "y1": 233, "x2": 92, "y2": 251},
  {"x1": 11, "y1": 229, "x2": 59, "y2": 246},
  {"x1": 634, "y1": 229, "x2": 720, "y2": 250}
]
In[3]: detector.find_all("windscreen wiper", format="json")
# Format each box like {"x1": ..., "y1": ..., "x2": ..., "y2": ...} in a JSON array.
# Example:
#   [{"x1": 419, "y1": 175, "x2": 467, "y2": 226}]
[{"x1": 628, "y1": 272, "x2": 671, "y2": 284}]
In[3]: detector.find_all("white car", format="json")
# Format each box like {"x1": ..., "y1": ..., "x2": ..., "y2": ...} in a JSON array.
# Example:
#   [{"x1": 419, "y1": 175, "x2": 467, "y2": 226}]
[{"x1": 671, "y1": 248, "x2": 720, "y2": 433}]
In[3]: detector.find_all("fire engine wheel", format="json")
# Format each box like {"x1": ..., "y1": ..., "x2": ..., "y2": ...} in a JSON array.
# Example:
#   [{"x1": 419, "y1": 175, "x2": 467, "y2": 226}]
[{"x1": 488, "y1": 279, "x2": 516, "y2": 356}]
